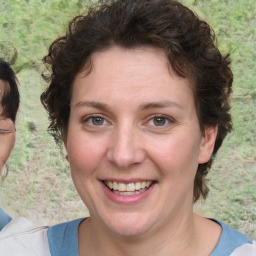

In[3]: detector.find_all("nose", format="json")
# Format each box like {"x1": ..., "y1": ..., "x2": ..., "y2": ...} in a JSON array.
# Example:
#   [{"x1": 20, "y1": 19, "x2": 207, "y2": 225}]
[{"x1": 107, "y1": 123, "x2": 146, "y2": 168}]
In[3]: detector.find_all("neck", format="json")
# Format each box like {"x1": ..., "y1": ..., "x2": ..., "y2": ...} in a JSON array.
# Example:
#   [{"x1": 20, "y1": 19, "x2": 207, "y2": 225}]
[{"x1": 78, "y1": 211, "x2": 210, "y2": 256}]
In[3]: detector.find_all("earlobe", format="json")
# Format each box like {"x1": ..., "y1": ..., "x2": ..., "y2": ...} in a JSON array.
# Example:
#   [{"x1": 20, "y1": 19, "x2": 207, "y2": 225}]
[
  {"x1": 62, "y1": 143, "x2": 69, "y2": 162},
  {"x1": 198, "y1": 126, "x2": 218, "y2": 164},
  {"x1": 62, "y1": 132, "x2": 69, "y2": 162}
]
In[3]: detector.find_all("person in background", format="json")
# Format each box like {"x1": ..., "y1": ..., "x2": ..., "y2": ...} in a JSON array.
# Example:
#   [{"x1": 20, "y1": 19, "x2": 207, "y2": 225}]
[
  {"x1": 0, "y1": 54, "x2": 49, "y2": 256},
  {"x1": 0, "y1": 58, "x2": 20, "y2": 230}
]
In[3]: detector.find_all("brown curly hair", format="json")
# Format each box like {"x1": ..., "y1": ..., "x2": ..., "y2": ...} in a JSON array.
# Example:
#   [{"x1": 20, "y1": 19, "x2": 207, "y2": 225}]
[
  {"x1": 0, "y1": 58, "x2": 20, "y2": 122},
  {"x1": 41, "y1": 0, "x2": 233, "y2": 202}
]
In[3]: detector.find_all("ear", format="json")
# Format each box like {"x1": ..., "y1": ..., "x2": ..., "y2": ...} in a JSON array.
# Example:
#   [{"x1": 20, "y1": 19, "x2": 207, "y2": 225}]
[
  {"x1": 198, "y1": 126, "x2": 218, "y2": 164},
  {"x1": 62, "y1": 136, "x2": 69, "y2": 162}
]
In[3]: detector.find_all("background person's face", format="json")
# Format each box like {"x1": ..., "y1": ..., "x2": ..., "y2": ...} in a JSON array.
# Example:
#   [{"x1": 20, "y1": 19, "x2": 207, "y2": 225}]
[
  {"x1": 0, "y1": 80, "x2": 15, "y2": 171},
  {"x1": 0, "y1": 118, "x2": 15, "y2": 171},
  {"x1": 65, "y1": 46, "x2": 216, "y2": 237}
]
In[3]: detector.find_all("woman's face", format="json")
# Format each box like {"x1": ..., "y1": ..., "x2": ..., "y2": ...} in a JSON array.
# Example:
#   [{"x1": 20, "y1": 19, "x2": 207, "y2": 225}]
[
  {"x1": 0, "y1": 80, "x2": 15, "y2": 171},
  {"x1": 66, "y1": 46, "x2": 217, "y2": 237}
]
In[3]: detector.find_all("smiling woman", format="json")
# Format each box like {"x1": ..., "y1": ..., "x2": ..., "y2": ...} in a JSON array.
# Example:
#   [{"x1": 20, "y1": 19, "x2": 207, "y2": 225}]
[
  {"x1": 1, "y1": 0, "x2": 255, "y2": 255},
  {"x1": 66, "y1": 47, "x2": 213, "y2": 234}
]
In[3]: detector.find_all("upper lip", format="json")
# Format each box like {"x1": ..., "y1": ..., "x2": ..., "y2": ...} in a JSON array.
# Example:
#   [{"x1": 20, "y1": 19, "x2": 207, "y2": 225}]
[{"x1": 100, "y1": 179, "x2": 156, "y2": 184}]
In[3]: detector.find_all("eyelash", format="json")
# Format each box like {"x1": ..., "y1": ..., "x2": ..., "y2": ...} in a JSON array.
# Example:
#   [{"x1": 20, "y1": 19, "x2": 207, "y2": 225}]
[
  {"x1": 82, "y1": 114, "x2": 174, "y2": 128},
  {"x1": 147, "y1": 115, "x2": 174, "y2": 128},
  {"x1": 0, "y1": 129, "x2": 11, "y2": 134},
  {"x1": 83, "y1": 115, "x2": 110, "y2": 127}
]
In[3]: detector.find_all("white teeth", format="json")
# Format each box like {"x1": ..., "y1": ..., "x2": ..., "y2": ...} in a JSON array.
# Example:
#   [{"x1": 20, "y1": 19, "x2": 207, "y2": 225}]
[
  {"x1": 108, "y1": 181, "x2": 113, "y2": 190},
  {"x1": 113, "y1": 181, "x2": 118, "y2": 190},
  {"x1": 118, "y1": 183, "x2": 126, "y2": 192},
  {"x1": 104, "y1": 180, "x2": 153, "y2": 194},
  {"x1": 127, "y1": 183, "x2": 135, "y2": 192},
  {"x1": 135, "y1": 182, "x2": 141, "y2": 190}
]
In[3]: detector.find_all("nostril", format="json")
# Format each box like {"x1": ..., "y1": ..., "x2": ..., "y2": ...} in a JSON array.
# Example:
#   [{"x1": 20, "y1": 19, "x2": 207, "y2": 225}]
[{"x1": 107, "y1": 148, "x2": 146, "y2": 168}]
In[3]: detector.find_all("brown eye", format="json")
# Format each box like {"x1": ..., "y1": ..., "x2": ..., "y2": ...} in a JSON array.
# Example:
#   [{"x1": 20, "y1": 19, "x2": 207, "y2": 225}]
[
  {"x1": 153, "y1": 117, "x2": 167, "y2": 126},
  {"x1": 88, "y1": 116, "x2": 106, "y2": 126},
  {"x1": 0, "y1": 119, "x2": 15, "y2": 133}
]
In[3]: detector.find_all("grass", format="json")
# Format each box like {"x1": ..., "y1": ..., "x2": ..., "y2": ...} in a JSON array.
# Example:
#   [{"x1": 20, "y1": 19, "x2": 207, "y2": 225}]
[
  {"x1": 0, "y1": 0, "x2": 255, "y2": 238},
  {"x1": 191, "y1": 0, "x2": 256, "y2": 238}
]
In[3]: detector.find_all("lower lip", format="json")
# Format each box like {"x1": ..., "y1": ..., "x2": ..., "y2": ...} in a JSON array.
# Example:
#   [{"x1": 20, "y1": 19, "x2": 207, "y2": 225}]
[{"x1": 101, "y1": 181, "x2": 156, "y2": 205}]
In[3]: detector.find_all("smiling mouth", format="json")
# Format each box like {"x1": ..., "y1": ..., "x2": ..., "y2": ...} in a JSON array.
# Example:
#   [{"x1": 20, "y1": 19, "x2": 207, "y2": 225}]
[{"x1": 103, "y1": 180, "x2": 155, "y2": 195}]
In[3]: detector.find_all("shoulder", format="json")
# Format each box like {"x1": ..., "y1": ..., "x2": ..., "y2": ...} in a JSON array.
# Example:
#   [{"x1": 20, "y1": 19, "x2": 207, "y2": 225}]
[
  {"x1": 0, "y1": 207, "x2": 12, "y2": 230},
  {"x1": 48, "y1": 218, "x2": 85, "y2": 256},
  {"x1": 211, "y1": 219, "x2": 255, "y2": 256},
  {"x1": 0, "y1": 217, "x2": 50, "y2": 256}
]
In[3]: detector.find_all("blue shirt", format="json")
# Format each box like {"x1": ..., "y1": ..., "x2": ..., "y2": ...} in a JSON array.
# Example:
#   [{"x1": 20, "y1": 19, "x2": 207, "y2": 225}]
[
  {"x1": 48, "y1": 218, "x2": 82, "y2": 256},
  {"x1": 210, "y1": 219, "x2": 252, "y2": 256},
  {"x1": 48, "y1": 218, "x2": 253, "y2": 256},
  {"x1": 0, "y1": 207, "x2": 12, "y2": 230}
]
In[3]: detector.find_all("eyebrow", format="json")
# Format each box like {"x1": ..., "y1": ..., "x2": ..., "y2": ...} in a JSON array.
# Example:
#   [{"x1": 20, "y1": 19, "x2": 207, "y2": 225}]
[
  {"x1": 139, "y1": 101, "x2": 183, "y2": 111},
  {"x1": 75, "y1": 100, "x2": 183, "y2": 111},
  {"x1": 75, "y1": 101, "x2": 109, "y2": 111}
]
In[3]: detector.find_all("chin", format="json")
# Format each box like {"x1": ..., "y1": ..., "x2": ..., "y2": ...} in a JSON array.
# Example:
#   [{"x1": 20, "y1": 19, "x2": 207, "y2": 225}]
[{"x1": 102, "y1": 212, "x2": 155, "y2": 237}]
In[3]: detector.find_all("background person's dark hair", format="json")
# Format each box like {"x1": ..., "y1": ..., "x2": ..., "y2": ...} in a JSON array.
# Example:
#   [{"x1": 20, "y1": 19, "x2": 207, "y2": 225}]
[
  {"x1": 0, "y1": 58, "x2": 20, "y2": 122},
  {"x1": 41, "y1": 0, "x2": 233, "y2": 202}
]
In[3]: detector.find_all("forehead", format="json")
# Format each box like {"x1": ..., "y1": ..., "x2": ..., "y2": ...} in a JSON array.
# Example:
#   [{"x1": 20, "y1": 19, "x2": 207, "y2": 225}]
[
  {"x1": 74, "y1": 46, "x2": 191, "y2": 92},
  {"x1": 71, "y1": 46, "x2": 194, "y2": 110}
]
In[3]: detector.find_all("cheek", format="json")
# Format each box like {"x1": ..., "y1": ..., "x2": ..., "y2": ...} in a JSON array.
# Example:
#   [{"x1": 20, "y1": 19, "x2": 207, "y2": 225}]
[
  {"x1": 0, "y1": 133, "x2": 15, "y2": 164},
  {"x1": 148, "y1": 133, "x2": 201, "y2": 175},
  {"x1": 66, "y1": 133, "x2": 107, "y2": 177}
]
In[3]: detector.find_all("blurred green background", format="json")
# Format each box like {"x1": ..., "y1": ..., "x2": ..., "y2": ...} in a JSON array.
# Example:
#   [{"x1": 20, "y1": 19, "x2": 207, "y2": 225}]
[{"x1": 0, "y1": 0, "x2": 255, "y2": 238}]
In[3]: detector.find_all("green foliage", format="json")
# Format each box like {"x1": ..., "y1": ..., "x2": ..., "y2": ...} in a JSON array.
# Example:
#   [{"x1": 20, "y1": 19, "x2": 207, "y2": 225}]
[
  {"x1": 0, "y1": 0, "x2": 82, "y2": 71},
  {"x1": 196, "y1": 0, "x2": 256, "y2": 93},
  {"x1": 192, "y1": 0, "x2": 256, "y2": 238}
]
